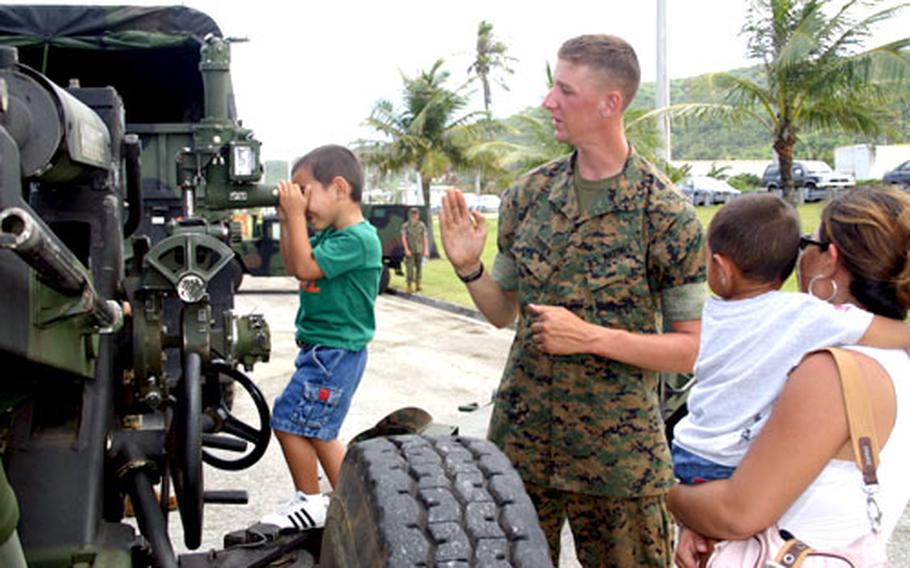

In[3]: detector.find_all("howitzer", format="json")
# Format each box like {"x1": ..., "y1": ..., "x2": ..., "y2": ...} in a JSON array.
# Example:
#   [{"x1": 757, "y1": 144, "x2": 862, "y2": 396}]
[{"x1": 0, "y1": 6, "x2": 275, "y2": 565}]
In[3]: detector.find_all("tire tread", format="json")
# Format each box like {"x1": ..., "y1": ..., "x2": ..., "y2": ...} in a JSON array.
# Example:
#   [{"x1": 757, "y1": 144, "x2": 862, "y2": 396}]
[{"x1": 322, "y1": 435, "x2": 552, "y2": 567}]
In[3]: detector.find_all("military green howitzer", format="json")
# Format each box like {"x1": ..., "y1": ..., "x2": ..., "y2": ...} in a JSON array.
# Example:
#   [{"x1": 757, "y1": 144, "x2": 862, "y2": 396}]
[{"x1": 0, "y1": 6, "x2": 277, "y2": 566}]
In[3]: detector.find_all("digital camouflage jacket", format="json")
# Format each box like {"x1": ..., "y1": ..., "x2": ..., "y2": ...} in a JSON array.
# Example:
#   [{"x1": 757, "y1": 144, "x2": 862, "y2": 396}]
[{"x1": 489, "y1": 149, "x2": 706, "y2": 497}]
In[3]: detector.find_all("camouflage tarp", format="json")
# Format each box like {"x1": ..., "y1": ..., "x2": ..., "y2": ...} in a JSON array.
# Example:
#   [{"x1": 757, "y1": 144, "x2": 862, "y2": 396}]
[
  {"x1": 0, "y1": 5, "x2": 225, "y2": 123},
  {"x1": 0, "y1": 5, "x2": 221, "y2": 50}
]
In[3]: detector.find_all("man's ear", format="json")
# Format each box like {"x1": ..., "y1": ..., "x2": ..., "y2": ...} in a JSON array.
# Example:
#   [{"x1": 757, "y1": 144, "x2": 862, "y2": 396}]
[
  {"x1": 331, "y1": 176, "x2": 352, "y2": 200},
  {"x1": 599, "y1": 91, "x2": 623, "y2": 117}
]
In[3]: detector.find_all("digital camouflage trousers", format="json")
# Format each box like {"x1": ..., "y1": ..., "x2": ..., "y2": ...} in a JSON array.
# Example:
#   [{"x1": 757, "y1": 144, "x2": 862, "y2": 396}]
[{"x1": 524, "y1": 482, "x2": 674, "y2": 567}]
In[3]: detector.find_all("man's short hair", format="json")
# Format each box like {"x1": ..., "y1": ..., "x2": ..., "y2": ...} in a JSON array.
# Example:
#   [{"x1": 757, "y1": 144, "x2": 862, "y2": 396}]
[
  {"x1": 558, "y1": 34, "x2": 641, "y2": 110},
  {"x1": 291, "y1": 144, "x2": 365, "y2": 202},
  {"x1": 707, "y1": 193, "x2": 800, "y2": 284}
]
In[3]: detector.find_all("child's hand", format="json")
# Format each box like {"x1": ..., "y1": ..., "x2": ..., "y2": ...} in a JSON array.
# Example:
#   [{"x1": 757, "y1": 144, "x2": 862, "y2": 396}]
[
  {"x1": 277, "y1": 180, "x2": 308, "y2": 220},
  {"x1": 675, "y1": 525, "x2": 710, "y2": 568}
]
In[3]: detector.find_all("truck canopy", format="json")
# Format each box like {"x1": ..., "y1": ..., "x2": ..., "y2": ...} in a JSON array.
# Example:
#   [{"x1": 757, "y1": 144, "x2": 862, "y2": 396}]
[{"x1": 0, "y1": 5, "x2": 224, "y2": 123}]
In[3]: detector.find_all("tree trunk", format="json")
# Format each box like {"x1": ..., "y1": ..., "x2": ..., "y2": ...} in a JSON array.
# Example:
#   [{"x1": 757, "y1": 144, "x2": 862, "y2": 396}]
[
  {"x1": 774, "y1": 129, "x2": 798, "y2": 206},
  {"x1": 482, "y1": 77, "x2": 491, "y2": 114},
  {"x1": 420, "y1": 175, "x2": 440, "y2": 258}
]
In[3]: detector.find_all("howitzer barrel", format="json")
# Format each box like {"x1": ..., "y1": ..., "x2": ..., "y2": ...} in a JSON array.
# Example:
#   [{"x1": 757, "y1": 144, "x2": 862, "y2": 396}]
[
  {"x1": 0, "y1": 206, "x2": 121, "y2": 329},
  {"x1": 205, "y1": 183, "x2": 279, "y2": 210}
]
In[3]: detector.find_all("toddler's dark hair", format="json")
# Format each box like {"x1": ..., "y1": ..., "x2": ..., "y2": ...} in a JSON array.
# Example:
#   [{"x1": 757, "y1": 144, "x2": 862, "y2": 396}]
[
  {"x1": 292, "y1": 144, "x2": 364, "y2": 202},
  {"x1": 707, "y1": 193, "x2": 800, "y2": 284}
]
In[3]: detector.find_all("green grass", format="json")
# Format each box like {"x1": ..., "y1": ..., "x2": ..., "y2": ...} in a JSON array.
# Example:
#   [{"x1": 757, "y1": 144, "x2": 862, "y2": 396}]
[{"x1": 395, "y1": 202, "x2": 826, "y2": 306}]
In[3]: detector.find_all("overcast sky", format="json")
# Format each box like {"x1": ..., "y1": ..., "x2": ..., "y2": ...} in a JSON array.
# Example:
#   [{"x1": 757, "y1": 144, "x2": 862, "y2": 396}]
[{"x1": 7, "y1": 0, "x2": 909, "y2": 161}]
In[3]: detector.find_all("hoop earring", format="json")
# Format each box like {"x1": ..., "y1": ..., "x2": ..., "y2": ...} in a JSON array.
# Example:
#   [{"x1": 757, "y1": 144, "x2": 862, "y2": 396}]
[{"x1": 808, "y1": 275, "x2": 838, "y2": 302}]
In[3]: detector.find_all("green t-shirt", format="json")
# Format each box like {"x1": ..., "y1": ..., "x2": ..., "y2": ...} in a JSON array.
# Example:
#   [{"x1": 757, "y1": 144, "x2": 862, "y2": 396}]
[
  {"x1": 295, "y1": 220, "x2": 382, "y2": 351},
  {"x1": 574, "y1": 168, "x2": 619, "y2": 213}
]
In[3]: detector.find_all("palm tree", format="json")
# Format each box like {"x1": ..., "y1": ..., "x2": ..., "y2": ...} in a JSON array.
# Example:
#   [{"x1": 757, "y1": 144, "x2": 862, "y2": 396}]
[
  {"x1": 467, "y1": 20, "x2": 516, "y2": 114},
  {"x1": 361, "y1": 60, "x2": 484, "y2": 254},
  {"x1": 689, "y1": 0, "x2": 910, "y2": 203}
]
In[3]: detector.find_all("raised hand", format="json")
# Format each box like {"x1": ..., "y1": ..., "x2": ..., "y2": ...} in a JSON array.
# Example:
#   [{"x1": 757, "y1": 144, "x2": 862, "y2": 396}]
[{"x1": 439, "y1": 189, "x2": 487, "y2": 273}]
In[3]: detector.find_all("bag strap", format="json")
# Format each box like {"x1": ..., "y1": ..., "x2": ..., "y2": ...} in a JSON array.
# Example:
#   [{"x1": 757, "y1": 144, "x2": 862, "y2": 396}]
[
  {"x1": 823, "y1": 347, "x2": 883, "y2": 535},
  {"x1": 774, "y1": 539, "x2": 814, "y2": 567},
  {"x1": 824, "y1": 347, "x2": 880, "y2": 485},
  {"x1": 769, "y1": 348, "x2": 884, "y2": 566}
]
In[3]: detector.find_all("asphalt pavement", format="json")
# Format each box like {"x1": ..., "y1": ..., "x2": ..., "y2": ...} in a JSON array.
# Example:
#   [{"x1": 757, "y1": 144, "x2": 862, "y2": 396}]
[{"x1": 168, "y1": 276, "x2": 910, "y2": 567}]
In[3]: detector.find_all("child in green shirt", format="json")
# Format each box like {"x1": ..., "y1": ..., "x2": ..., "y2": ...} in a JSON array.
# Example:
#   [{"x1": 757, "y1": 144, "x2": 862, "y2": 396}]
[{"x1": 262, "y1": 145, "x2": 381, "y2": 531}]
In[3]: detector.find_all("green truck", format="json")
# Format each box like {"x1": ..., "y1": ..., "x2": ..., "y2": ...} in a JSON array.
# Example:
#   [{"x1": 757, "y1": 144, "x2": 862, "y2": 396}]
[{"x1": 234, "y1": 204, "x2": 412, "y2": 292}]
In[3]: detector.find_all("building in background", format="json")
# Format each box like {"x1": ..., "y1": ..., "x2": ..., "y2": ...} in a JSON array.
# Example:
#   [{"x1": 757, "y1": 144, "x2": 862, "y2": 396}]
[{"x1": 835, "y1": 144, "x2": 910, "y2": 180}]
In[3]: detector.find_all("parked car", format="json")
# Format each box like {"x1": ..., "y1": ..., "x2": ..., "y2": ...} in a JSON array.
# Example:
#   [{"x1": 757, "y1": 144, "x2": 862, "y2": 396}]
[
  {"x1": 883, "y1": 160, "x2": 910, "y2": 187},
  {"x1": 677, "y1": 176, "x2": 741, "y2": 206},
  {"x1": 761, "y1": 161, "x2": 855, "y2": 202}
]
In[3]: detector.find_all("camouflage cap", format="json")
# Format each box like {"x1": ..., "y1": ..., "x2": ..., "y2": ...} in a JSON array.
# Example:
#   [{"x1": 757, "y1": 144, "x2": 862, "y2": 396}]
[{"x1": 409, "y1": 207, "x2": 420, "y2": 215}]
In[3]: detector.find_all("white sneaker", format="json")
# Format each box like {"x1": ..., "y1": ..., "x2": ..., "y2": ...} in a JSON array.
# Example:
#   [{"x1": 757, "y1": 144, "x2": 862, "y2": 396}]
[{"x1": 260, "y1": 491, "x2": 329, "y2": 531}]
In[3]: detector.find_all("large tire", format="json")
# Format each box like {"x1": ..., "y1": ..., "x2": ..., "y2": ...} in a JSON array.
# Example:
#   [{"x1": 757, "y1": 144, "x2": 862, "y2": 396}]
[{"x1": 320, "y1": 435, "x2": 553, "y2": 568}]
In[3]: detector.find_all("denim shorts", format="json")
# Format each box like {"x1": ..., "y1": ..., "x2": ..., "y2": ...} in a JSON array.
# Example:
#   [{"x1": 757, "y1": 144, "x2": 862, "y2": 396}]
[
  {"x1": 672, "y1": 443, "x2": 737, "y2": 485},
  {"x1": 270, "y1": 343, "x2": 367, "y2": 440}
]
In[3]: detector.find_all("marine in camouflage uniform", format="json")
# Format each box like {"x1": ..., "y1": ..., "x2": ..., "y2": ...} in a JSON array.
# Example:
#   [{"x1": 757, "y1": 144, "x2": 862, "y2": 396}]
[
  {"x1": 439, "y1": 34, "x2": 707, "y2": 567},
  {"x1": 401, "y1": 207, "x2": 428, "y2": 292},
  {"x1": 490, "y1": 148, "x2": 705, "y2": 566}
]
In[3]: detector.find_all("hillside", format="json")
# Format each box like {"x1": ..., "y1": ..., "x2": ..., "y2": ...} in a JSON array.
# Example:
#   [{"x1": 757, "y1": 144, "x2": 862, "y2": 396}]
[{"x1": 633, "y1": 66, "x2": 910, "y2": 164}]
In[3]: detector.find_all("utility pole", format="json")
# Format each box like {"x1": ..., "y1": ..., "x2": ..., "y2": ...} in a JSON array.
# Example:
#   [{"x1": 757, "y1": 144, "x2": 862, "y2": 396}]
[{"x1": 656, "y1": 0, "x2": 671, "y2": 161}]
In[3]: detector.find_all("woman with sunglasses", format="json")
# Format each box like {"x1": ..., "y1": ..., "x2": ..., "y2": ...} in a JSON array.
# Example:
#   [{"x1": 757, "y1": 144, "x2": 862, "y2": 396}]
[{"x1": 669, "y1": 187, "x2": 910, "y2": 567}]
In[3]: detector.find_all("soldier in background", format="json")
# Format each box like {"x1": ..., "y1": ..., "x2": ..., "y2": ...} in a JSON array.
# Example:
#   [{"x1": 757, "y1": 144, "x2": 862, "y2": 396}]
[
  {"x1": 401, "y1": 206, "x2": 429, "y2": 293},
  {"x1": 440, "y1": 35, "x2": 706, "y2": 566}
]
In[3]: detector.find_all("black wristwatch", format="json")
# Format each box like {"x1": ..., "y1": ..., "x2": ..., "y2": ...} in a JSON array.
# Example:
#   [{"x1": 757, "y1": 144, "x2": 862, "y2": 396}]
[{"x1": 457, "y1": 262, "x2": 484, "y2": 284}]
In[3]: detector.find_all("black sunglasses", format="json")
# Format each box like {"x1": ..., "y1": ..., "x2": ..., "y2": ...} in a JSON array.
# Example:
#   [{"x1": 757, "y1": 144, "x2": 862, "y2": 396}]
[{"x1": 799, "y1": 234, "x2": 829, "y2": 251}]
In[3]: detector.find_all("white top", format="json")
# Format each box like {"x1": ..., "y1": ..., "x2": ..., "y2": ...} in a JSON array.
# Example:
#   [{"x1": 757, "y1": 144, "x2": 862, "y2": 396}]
[
  {"x1": 673, "y1": 291, "x2": 873, "y2": 466},
  {"x1": 779, "y1": 346, "x2": 910, "y2": 547}
]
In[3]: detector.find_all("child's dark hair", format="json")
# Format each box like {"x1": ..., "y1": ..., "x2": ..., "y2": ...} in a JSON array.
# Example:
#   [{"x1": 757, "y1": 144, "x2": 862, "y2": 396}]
[
  {"x1": 291, "y1": 144, "x2": 364, "y2": 202},
  {"x1": 707, "y1": 193, "x2": 800, "y2": 284}
]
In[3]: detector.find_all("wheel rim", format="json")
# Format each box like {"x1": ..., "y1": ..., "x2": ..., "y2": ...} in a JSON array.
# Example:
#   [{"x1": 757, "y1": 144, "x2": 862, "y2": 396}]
[{"x1": 202, "y1": 360, "x2": 271, "y2": 471}]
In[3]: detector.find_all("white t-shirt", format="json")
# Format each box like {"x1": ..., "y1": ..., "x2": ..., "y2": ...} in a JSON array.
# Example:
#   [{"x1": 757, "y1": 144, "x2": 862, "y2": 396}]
[
  {"x1": 673, "y1": 291, "x2": 873, "y2": 466},
  {"x1": 779, "y1": 346, "x2": 910, "y2": 547}
]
